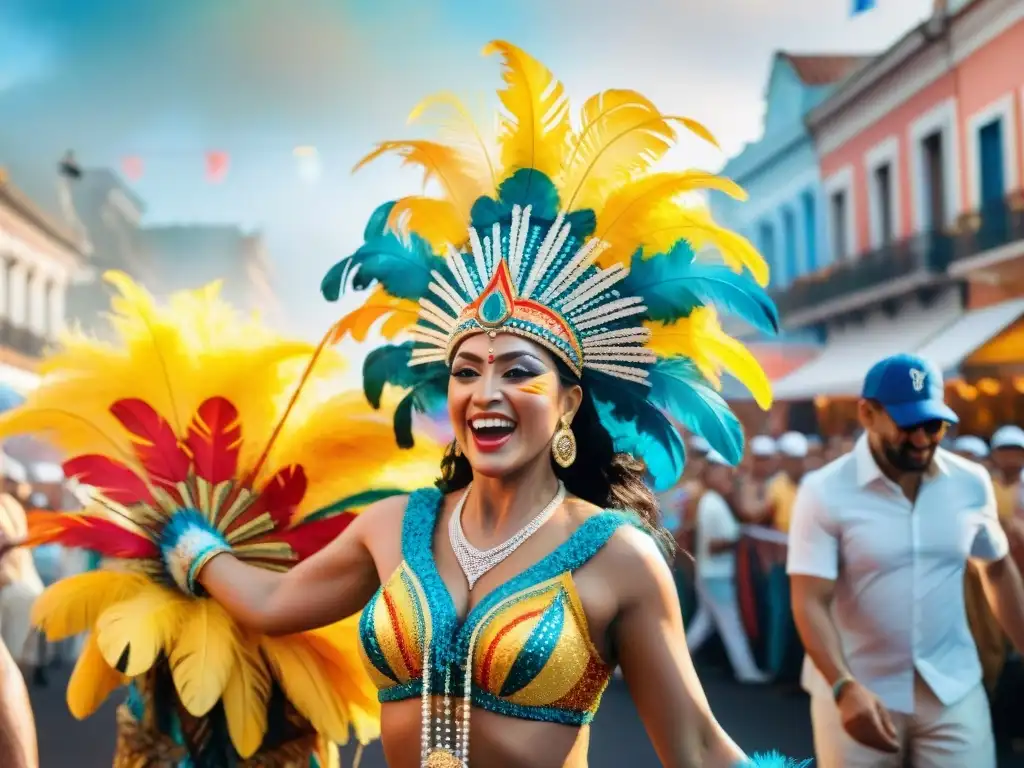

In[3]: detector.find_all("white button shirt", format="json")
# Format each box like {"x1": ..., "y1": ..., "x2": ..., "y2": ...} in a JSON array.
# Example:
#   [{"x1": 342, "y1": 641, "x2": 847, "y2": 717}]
[{"x1": 787, "y1": 436, "x2": 1009, "y2": 714}]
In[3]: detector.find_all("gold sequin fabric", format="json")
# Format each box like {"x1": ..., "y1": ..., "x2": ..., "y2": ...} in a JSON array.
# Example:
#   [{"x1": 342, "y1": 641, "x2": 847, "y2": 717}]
[{"x1": 357, "y1": 489, "x2": 628, "y2": 726}]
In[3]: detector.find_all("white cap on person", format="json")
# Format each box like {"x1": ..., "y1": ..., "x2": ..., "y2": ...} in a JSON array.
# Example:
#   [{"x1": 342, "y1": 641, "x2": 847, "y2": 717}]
[
  {"x1": 778, "y1": 431, "x2": 809, "y2": 459},
  {"x1": 991, "y1": 425, "x2": 1024, "y2": 451},
  {"x1": 953, "y1": 435, "x2": 989, "y2": 459},
  {"x1": 749, "y1": 435, "x2": 777, "y2": 457}
]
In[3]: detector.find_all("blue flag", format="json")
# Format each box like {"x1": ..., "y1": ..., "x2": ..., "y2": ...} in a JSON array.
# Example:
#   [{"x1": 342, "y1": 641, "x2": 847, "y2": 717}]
[{"x1": 852, "y1": 0, "x2": 877, "y2": 14}]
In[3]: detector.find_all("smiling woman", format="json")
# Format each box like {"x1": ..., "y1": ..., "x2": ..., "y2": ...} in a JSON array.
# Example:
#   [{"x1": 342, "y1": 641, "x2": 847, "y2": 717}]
[{"x1": 296, "y1": 38, "x2": 800, "y2": 768}]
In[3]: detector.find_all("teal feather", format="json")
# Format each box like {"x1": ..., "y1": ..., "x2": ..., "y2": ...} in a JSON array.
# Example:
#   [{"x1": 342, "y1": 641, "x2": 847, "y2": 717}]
[
  {"x1": 469, "y1": 169, "x2": 596, "y2": 237},
  {"x1": 303, "y1": 488, "x2": 406, "y2": 522},
  {"x1": 741, "y1": 752, "x2": 813, "y2": 768},
  {"x1": 646, "y1": 358, "x2": 745, "y2": 465},
  {"x1": 622, "y1": 241, "x2": 779, "y2": 334},
  {"x1": 362, "y1": 343, "x2": 421, "y2": 408},
  {"x1": 362, "y1": 343, "x2": 448, "y2": 446},
  {"x1": 321, "y1": 202, "x2": 447, "y2": 302},
  {"x1": 393, "y1": 373, "x2": 447, "y2": 448},
  {"x1": 593, "y1": 397, "x2": 685, "y2": 492}
]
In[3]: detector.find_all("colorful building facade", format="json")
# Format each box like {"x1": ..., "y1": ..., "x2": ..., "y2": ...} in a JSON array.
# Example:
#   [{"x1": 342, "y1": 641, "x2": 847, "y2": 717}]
[{"x1": 769, "y1": 0, "x2": 1024, "y2": 431}]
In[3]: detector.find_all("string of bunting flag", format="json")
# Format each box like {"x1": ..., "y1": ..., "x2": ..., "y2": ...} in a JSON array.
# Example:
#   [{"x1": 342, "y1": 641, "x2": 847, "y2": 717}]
[{"x1": 116, "y1": 145, "x2": 323, "y2": 183}]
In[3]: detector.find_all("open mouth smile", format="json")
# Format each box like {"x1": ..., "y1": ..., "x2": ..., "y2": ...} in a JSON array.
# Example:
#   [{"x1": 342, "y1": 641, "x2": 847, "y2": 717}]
[{"x1": 468, "y1": 416, "x2": 517, "y2": 452}]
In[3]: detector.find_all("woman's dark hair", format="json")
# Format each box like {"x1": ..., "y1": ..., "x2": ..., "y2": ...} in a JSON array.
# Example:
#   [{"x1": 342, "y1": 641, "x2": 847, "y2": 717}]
[{"x1": 436, "y1": 365, "x2": 676, "y2": 560}]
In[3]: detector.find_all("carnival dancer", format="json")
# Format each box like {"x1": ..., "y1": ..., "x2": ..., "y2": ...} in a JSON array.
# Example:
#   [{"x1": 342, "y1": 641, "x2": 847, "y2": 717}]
[
  {"x1": 150, "y1": 41, "x2": 803, "y2": 768},
  {"x1": 0, "y1": 274, "x2": 443, "y2": 766}
]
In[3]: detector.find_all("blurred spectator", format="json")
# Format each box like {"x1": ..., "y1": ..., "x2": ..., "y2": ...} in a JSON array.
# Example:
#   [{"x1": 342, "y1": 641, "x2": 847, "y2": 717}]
[
  {"x1": 735, "y1": 435, "x2": 778, "y2": 524},
  {"x1": 990, "y1": 426, "x2": 1024, "y2": 522},
  {"x1": 0, "y1": 483, "x2": 44, "y2": 681},
  {"x1": 686, "y1": 451, "x2": 769, "y2": 684},
  {"x1": 805, "y1": 435, "x2": 825, "y2": 471},
  {"x1": 768, "y1": 432, "x2": 808, "y2": 534}
]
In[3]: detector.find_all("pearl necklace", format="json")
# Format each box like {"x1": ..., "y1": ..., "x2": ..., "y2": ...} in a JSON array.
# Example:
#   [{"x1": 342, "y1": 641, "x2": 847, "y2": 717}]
[
  {"x1": 448, "y1": 481, "x2": 566, "y2": 590},
  {"x1": 421, "y1": 481, "x2": 565, "y2": 767}
]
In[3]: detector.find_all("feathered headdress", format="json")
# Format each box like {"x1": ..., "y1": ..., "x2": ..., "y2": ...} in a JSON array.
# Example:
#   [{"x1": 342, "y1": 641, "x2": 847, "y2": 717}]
[
  {"x1": 0, "y1": 273, "x2": 442, "y2": 764},
  {"x1": 322, "y1": 41, "x2": 778, "y2": 488}
]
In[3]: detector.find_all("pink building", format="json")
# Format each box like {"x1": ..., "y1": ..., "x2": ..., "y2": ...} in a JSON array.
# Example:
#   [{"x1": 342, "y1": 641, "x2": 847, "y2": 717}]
[{"x1": 773, "y1": 0, "x2": 1024, "y2": 409}]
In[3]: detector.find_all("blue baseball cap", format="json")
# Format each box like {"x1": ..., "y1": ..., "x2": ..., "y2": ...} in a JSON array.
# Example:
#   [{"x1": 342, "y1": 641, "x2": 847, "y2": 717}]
[{"x1": 861, "y1": 354, "x2": 958, "y2": 428}]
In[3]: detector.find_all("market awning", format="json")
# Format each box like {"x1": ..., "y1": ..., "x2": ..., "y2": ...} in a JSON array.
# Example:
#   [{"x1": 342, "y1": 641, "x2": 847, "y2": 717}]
[
  {"x1": 916, "y1": 298, "x2": 1024, "y2": 374},
  {"x1": 772, "y1": 292, "x2": 962, "y2": 400}
]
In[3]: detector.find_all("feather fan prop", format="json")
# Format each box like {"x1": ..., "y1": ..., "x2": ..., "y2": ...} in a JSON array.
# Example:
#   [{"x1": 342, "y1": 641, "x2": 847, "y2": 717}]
[
  {"x1": 0, "y1": 273, "x2": 442, "y2": 766},
  {"x1": 321, "y1": 40, "x2": 779, "y2": 490}
]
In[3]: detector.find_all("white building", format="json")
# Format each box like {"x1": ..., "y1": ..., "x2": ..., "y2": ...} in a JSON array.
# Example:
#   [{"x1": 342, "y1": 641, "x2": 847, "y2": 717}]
[{"x1": 0, "y1": 166, "x2": 90, "y2": 393}]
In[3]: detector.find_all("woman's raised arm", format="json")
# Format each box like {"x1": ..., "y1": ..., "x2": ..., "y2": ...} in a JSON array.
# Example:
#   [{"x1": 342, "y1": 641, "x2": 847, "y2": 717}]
[{"x1": 198, "y1": 494, "x2": 406, "y2": 635}]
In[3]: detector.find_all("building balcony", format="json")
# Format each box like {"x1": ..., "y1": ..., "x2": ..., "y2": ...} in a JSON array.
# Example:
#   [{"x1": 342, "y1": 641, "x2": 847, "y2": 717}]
[
  {"x1": 0, "y1": 319, "x2": 47, "y2": 359},
  {"x1": 947, "y1": 192, "x2": 1024, "y2": 276},
  {"x1": 772, "y1": 232, "x2": 953, "y2": 327}
]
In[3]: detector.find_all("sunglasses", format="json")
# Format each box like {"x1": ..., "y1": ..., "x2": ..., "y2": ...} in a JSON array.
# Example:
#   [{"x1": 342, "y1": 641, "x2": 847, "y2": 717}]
[{"x1": 898, "y1": 419, "x2": 948, "y2": 436}]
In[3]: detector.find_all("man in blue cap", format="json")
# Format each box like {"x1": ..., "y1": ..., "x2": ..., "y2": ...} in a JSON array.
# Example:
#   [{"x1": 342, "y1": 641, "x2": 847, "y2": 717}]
[{"x1": 787, "y1": 354, "x2": 1024, "y2": 768}]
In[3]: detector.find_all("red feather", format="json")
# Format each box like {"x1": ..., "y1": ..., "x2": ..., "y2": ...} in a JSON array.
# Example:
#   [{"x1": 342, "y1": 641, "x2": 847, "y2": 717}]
[
  {"x1": 62, "y1": 455, "x2": 154, "y2": 505},
  {"x1": 109, "y1": 399, "x2": 190, "y2": 492},
  {"x1": 185, "y1": 397, "x2": 242, "y2": 485},
  {"x1": 276, "y1": 513, "x2": 355, "y2": 560},
  {"x1": 226, "y1": 465, "x2": 308, "y2": 537},
  {"x1": 25, "y1": 512, "x2": 158, "y2": 559}
]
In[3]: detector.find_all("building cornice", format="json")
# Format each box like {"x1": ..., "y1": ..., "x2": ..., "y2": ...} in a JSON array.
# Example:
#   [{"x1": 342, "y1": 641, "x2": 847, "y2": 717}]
[{"x1": 0, "y1": 172, "x2": 88, "y2": 257}]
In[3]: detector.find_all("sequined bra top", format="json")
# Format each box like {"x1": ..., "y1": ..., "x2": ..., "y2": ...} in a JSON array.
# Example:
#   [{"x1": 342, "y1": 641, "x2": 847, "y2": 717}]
[{"x1": 357, "y1": 487, "x2": 634, "y2": 726}]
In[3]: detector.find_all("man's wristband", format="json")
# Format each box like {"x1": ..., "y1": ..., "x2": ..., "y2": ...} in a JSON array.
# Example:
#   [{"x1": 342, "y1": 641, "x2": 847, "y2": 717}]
[{"x1": 832, "y1": 675, "x2": 855, "y2": 702}]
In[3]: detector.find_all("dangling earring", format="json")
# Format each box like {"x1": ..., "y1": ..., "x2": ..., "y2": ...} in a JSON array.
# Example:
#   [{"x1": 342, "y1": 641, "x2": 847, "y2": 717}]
[
  {"x1": 551, "y1": 415, "x2": 577, "y2": 468},
  {"x1": 452, "y1": 440, "x2": 462, "y2": 457}
]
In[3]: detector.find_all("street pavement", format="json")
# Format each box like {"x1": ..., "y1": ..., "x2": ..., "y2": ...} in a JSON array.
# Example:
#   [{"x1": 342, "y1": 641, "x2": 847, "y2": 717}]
[{"x1": 27, "y1": 662, "x2": 1024, "y2": 766}]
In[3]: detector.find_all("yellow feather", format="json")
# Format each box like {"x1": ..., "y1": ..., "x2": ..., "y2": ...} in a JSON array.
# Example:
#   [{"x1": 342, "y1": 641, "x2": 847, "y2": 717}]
[
  {"x1": 267, "y1": 391, "x2": 442, "y2": 519},
  {"x1": 308, "y1": 618, "x2": 382, "y2": 744},
  {"x1": 169, "y1": 599, "x2": 238, "y2": 717},
  {"x1": 0, "y1": 272, "x2": 314, "y2": 478},
  {"x1": 595, "y1": 173, "x2": 748, "y2": 268},
  {"x1": 32, "y1": 570, "x2": 148, "y2": 642},
  {"x1": 561, "y1": 90, "x2": 700, "y2": 212},
  {"x1": 222, "y1": 632, "x2": 271, "y2": 759},
  {"x1": 95, "y1": 584, "x2": 190, "y2": 677},
  {"x1": 353, "y1": 140, "x2": 485, "y2": 220},
  {"x1": 645, "y1": 309, "x2": 773, "y2": 409},
  {"x1": 67, "y1": 633, "x2": 126, "y2": 720},
  {"x1": 332, "y1": 286, "x2": 420, "y2": 344},
  {"x1": 482, "y1": 40, "x2": 571, "y2": 181},
  {"x1": 386, "y1": 197, "x2": 469, "y2": 253},
  {"x1": 260, "y1": 633, "x2": 356, "y2": 744},
  {"x1": 407, "y1": 90, "x2": 499, "y2": 195},
  {"x1": 643, "y1": 203, "x2": 770, "y2": 286}
]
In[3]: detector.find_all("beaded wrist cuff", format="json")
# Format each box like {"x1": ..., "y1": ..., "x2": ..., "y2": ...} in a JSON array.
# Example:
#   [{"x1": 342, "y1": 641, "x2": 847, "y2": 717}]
[{"x1": 160, "y1": 510, "x2": 231, "y2": 596}]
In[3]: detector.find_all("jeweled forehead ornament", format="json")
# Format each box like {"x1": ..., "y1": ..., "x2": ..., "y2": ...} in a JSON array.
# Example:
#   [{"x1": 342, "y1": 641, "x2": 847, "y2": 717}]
[{"x1": 406, "y1": 205, "x2": 655, "y2": 386}]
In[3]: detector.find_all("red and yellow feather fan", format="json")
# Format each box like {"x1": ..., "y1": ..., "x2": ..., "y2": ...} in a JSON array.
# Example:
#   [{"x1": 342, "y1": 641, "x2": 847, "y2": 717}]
[{"x1": 0, "y1": 272, "x2": 442, "y2": 766}]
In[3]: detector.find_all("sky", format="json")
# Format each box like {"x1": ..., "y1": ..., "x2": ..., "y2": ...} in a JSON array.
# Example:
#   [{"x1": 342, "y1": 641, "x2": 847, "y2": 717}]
[{"x1": 0, "y1": 0, "x2": 935, "y2": 340}]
